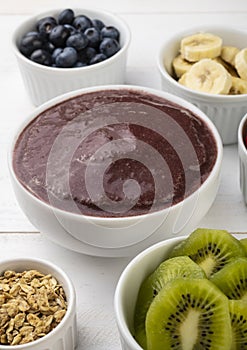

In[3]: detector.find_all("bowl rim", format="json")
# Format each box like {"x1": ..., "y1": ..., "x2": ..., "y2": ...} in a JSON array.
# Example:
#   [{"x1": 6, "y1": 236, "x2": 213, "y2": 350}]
[
  {"x1": 8, "y1": 84, "x2": 223, "y2": 223},
  {"x1": 0, "y1": 257, "x2": 76, "y2": 349},
  {"x1": 157, "y1": 24, "x2": 247, "y2": 101},
  {"x1": 114, "y1": 235, "x2": 185, "y2": 349},
  {"x1": 12, "y1": 7, "x2": 131, "y2": 73},
  {"x1": 238, "y1": 112, "x2": 247, "y2": 155}
]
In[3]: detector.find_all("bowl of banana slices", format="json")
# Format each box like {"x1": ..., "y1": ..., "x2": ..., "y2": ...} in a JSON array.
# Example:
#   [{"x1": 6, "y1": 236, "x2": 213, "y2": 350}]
[{"x1": 157, "y1": 25, "x2": 247, "y2": 145}]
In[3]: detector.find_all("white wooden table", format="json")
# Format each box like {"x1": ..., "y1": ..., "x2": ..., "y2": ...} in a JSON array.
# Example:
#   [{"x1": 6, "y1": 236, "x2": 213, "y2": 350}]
[{"x1": 1, "y1": 1, "x2": 247, "y2": 349}]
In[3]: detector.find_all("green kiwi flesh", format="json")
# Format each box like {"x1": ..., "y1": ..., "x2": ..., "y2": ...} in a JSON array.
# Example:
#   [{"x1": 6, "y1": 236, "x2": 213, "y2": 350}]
[
  {"x1": 210, "y1": 257, "x2": 247, "y2": 301},
  {"x1": 240, "y1": 238, "x2": 247, "y2": 255},
  {"x1": 229, "y1": 300, "x2": 247, "y2": 350},
  {"x1": 146, "y1": 278, "x2": 232, "y2": 350},
  {"x1": 169, "y1": 228, "x2": 246, "y2": 278},
  {"x1": 134, "y1": 256, "x2": 206, "y2": 349}
]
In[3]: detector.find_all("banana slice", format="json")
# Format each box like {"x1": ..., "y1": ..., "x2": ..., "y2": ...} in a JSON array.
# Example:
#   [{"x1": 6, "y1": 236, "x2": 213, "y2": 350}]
[
  {"x1": 229, "y1": 76, "x2": 247, "y2": 94},
  {"x1": 235, "y1": 48, "x2": 247, "y2": 80},
  {"x1": 172, "y1": 54, "x2": 194, "y2": 78},
  {"x1": 178, "y1": 58, "x2": 232, "y2": 94},
  {"x1": 221, "y1": 46, "x2": 240, "y2": 66},
  {"x1": 178, "y1": 72, "x2": 188, "y2": 85},
  {"x1": 214, "y1": 56, "x2": 239, "y2": 77},
  {"x1": 180, "y1": 32, "x2": 222, "y2": 62}
]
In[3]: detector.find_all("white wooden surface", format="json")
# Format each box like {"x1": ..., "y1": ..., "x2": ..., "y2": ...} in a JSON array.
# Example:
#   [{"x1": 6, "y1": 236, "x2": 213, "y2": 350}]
[{"x1": 1, "y1": 1, "x2": 247, "y2": 349}]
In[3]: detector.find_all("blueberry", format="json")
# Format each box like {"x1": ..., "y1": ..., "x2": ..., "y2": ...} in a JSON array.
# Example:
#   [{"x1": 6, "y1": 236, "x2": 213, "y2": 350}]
[
  {"x1": 73, "y1": 61, "x2": 88, "y2": 68},
  {"x1": 64, "y1": 24, "x2": 77, "y2": 35},
  {"x1": 99, "y1": 38, "x2": 120, "y2": 57},
  {"x1": 37, "y1": 16, "x2": 57, "y2": 37},
  {"x1": 58, "y1": 9, "x2": 74, "y2": 25},
  {"x1": 73, "y1": 15, "x2": 92, "y2": 32},
  {"x1": 66, "y1": 33, "x2": 88, "y2": 51},
  {"x1": 30, "y1": 49, "x2": 52, "y2": 66},
  {"x1": 77, "y1": 47, "x2": 97, "y2": 64},
  {"x1": 43, "y1": 41, "x2": 55, "y2": 53},
  {"x1": 49, "y1": 25, "x2": 70, "y2": 47},
  {"x1": 24, "y1": 31, "x2": 40, "y2": 37},
  {"x1": 101, "y1": 26, "x2": 120, "y2": 41},
  {"x1": 92, "y1": 18, "x2": 105, "y2": 31},
  {"x1": 85, "y1": 47, "x2": 97, "y2": 60},
  {"x1": 52, "y1": 47, "x2": 63, "y2": 63},
  {"x1": 84, "y1": 27, "x2": 100, "y2": 48},
  {"x1": 55, "y1": 47, "x2": 78, "y2": 67},
  {"x1": 19, "y1": 32, "x2": 44, "y2": 57},
  {"x1": 89, "y1": 53, "x2": 107, "y2": 65},
  {"x1": 77, "y1": 49, "x2": 88, "y2": 64}
]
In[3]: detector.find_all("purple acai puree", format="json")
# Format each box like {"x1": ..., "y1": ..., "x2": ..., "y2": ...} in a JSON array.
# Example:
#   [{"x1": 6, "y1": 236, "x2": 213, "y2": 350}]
[{"x1": 13, "y1": 89, "x2": 217, "y2": 217}]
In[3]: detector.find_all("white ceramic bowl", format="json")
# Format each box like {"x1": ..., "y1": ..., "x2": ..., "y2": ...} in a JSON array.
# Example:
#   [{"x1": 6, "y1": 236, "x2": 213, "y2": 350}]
[
  {"x1": 12, "y1": 8, "x2": 131, "y2": 106},
  {"x1": 157, "y1": 25, "x2": 247, "y2": 145},
  {"x1": 114, "y1": 236, "x2": 184, "y2": 350},
  {"x1": 238, "y1": 112, "x2": 247, "y2": 204},
  {"x1": 8, "y1": 85, "x2": 222, "y2": 257},
  {"x1": 0, "y1": 257, "x2": 77, "y2": 350}
]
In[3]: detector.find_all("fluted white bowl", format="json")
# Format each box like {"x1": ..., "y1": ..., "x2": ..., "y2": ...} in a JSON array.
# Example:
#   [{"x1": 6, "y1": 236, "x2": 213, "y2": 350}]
[
  {"x1": 157, "y1": 25, "x2": 247, "y2": 145},
  {"x1": 0, "y1": 257, "x2": 77, "y2": 350},
  {"x1": 12, "y1": 8, "x2": 131, "y2": 106}
]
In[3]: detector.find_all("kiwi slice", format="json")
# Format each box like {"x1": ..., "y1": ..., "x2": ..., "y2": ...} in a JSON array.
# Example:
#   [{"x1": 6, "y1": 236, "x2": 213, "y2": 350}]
[
  {"x1": 229, "y1": 300, "x2": 247, "y2": 349},
  {"x1": 145, "y1": 278, "x2": 232, "y2": 350},
  {"x1": 210, "y1": 257, "x2": 247, "y2": 300},
  {"x1": 240, "y1": 238, "x2": 247, "y2": 255},
  {"x1": 169, "y1": 228, "x2": 246, "y2": 278},
  {"x1": 134, "y1": 256, "x2": 206, "y2": 349}
]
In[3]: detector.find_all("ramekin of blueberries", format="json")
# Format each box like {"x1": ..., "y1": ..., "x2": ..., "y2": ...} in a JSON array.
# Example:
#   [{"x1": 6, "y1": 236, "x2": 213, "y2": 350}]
[
  {"x1": 12, "y1": 8, "x2": 130, "y2": 105},
  {"x1": 20, "y1": 9, "x2": 121, "y2": 68}
]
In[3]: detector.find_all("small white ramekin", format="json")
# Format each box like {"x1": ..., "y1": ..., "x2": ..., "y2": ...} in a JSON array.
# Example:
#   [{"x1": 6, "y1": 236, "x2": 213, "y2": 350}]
[
  {"x1": 238, "y1": 113, "x2": 247, "y2": 204},
  {"x1": 157, "y1": 25, "x2": 247, "y2": 145},
  {"x1": 12, "y1": 8, "x2": 131, "y2": 106},
  {"x1": 114, "y1": 236, "x2": 184, "y2": 350},
  {"x1": 0, "y1": 257, "x2": 77, "y2": 350}
]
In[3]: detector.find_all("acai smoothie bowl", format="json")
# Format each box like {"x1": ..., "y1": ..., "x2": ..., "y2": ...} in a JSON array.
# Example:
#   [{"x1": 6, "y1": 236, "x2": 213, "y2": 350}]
[{"x1": 8, "y1": 85, "x2": 223, "y2": 257}]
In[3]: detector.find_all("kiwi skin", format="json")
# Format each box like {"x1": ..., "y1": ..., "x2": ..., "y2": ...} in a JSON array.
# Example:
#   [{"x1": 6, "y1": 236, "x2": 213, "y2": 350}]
[
  {"x1": 134, "y1": 256, "x2": 206, "y2": 349},
  {"x1": 229, "y1": 300, "x2": 247, "y2": 349},
  {"x1": 145, "y1": 278, "x2": 232, "y2": 350},
  {"x1": 169, "y1": 228, "x2": 246, "y2": 278}
]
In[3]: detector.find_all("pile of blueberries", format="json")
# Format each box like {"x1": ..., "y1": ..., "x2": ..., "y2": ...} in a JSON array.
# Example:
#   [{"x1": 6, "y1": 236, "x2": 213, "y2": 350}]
[{"x1": 19, "y1": 9, "x2": 121, "y2": 68}]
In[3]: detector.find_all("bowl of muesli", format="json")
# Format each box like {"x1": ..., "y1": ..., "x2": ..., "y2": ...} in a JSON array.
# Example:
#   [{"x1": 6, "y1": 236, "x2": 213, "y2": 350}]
[{"x1": 0, "y1": 257, "x2": 77, "y2": 350}]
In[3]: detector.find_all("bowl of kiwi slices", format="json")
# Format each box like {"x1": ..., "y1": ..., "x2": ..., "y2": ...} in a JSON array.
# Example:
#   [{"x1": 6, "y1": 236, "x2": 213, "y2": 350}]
[
  {"x1": 114, "y1": 228, "x2": 247, "y2": 350},
  {"x1": 157, "y1": 25, "x2": 247, "y2": 145}
]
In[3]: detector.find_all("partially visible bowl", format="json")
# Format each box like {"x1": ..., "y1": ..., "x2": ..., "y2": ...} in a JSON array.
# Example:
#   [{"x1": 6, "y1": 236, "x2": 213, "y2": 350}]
[
  {"x1": 8, "y1": 85, "x2": 222, "y2": 257},
  {"x1": 114, "y1": 236, "x2": 184, "y2": 350},
  {"x1": 238, "y1": 112, "x2": 247, "y2": 204},
  {"x1": 12, "y1": 8, "x2": 131, "y2": 106},
  {"x1": 157, "y1": 25, "x2": 247, "y2": 145},
  {"x1": 0, "y1": 257, "x2": 77, "y2": 350}
]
